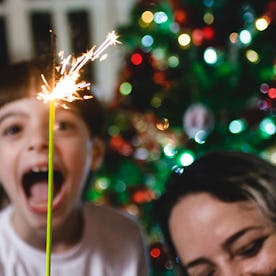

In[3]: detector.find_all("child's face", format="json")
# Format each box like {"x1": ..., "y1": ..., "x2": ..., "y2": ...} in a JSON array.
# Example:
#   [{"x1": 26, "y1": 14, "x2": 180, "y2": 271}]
[{"x1": 0, "y1": 97, "x2": 98, "y2": 235}]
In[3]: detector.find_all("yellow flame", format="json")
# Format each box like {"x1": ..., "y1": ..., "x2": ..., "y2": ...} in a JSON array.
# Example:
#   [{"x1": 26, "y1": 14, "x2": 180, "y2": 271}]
[{"x1": 37, "y1": 30, "x2": 120, "y2": 103}]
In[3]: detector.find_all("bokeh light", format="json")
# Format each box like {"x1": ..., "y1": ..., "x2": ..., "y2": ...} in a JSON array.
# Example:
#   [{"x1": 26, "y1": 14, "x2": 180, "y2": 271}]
[
  {"x1": 141, "y1": 35, "x2": 154, "y2": 48},
  {"x1": 246, "y1": 49, "x2": 259, "y2": 64},
  {"x1": 229, "y1": 119, "x2": 246, "y2": 134},
  {"x1": 178, "y1": 33, "x2": 191, "y2": 47},
  {"x1": 119, "y1": 82, "x2": 132, "y2": 95},
  {"x1": 239, "y1": 30, "x2": 252, "y2": 45},
  {"x1": 130, "y1": 52, "x2": 143, "y2": 65},
  {"x1": 154, "y1": 11, "x2": 168, "y2": 24},
  {"x1": 203, "y1": 47, "x2": 218, "y2": 64},
  {"x1": 259, "y1": 118, "x2": 276, "y2": 137},
  {"x1": 141, "y1": 10, "x2": 154, "y2": 24},
  {"x1": 178, "y1": 150, "x2": 195, "y2": 166},
  {"x1": 268, "y1": 88, "x2": 276, "y2": 99},
  {"x1": 168, "y1": 55, "x2": 179, "y2": 68},
  {"x1": 255, "y1": 16, "x2": 270, "y2": 31}
]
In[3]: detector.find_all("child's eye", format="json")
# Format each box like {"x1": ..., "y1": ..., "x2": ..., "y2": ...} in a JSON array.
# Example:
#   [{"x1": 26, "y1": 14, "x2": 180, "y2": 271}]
[
  {"x1": 236, "y1": 236, "x2": 266, "y2": 258},
  {"x1": 55, "y1": 121, "x2": 75, "y2": 131},
  {"x1": 2, "y1": 124, "x2": 22, "y2": 136}
]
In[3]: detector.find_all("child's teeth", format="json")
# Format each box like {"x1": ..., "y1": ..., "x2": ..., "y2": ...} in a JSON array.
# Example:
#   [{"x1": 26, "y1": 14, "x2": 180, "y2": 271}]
[{"x1": 32, "y1": 166, "x2": 48, "y2": 172}]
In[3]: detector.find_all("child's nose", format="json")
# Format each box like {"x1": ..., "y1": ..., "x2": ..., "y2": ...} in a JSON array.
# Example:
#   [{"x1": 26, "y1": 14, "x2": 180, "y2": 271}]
[{"x1": 27, "y1": 128, "x2": 49, "y2": 151}]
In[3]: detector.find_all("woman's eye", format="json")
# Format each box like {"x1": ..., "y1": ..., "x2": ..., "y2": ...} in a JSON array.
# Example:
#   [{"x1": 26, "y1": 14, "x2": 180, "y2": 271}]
[
  {"x1": 200, "y1": 269, "x2": 216, "y2": 276},
  {"x1": 189, "y1": 267, "x2": 216, "y2": 276},
  {"x1": 237, "y1": 237, "x2": 266, "y2": 258},
  {"x1": 2, "y1": 124, "x2": 22, "y2": 136}
]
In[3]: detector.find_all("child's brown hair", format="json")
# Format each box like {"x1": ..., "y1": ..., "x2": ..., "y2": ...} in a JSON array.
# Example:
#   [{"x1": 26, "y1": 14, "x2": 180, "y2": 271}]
[{"x1": 0, "y1": 57, "x2": 107, "y2": 207}]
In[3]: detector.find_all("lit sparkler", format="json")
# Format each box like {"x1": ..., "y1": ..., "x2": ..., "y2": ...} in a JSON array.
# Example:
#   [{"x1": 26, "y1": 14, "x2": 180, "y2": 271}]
[
  {"x1": 42, "y1": 30, "x2": 120, "y2": 276},
  {"x1": 37, "y1": 30, "x2": 120, "y2": 103}
]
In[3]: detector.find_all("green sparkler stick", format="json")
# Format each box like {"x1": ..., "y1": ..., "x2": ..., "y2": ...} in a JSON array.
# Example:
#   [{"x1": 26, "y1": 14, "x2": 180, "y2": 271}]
[
  {"x1": 46, "y1": 99, "x2": 55, "y2": 276},
  {"x1": 46, "y1": 30, "x2": 56, "y2": 276}
]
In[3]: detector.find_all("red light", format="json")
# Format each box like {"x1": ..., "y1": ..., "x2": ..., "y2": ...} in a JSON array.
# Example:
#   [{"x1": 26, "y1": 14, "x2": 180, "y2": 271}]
[
  {"x1": 150, "y1": 247, "x2": 161, "y2": 258},
  {"x1": 192, "y1": 29, "x2": 204, "y2": 45},
  {"x1": 268, "y1": 88, "x2": 276, "y2": 99},
  {"x1": 130, "y1": 53, "x2": 143, "y2": 66},
  {"x1": 174, "y1": 9, "x2": 187, "y2": 24},
  {"x1": 202, "y1": 26, "x2": 214, "y2": 41}
]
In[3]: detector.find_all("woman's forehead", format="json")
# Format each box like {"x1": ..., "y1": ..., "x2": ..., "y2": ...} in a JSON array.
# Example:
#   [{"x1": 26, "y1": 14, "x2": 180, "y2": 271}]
[{"x1": 169, "y1": 194, "x2": 266, "y2": 249}]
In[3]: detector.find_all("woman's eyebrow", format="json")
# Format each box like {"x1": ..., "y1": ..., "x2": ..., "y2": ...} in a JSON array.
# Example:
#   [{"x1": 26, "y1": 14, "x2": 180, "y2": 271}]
[
  {"x1": 185, "y1": 257, "x2": 213, "y2": 269},
  {"x1": 222, "y1": 226, "x2": 263, "y2": 250},
  {"x1": 185, "y1": 226, "x2": 264, "y2": 269}
]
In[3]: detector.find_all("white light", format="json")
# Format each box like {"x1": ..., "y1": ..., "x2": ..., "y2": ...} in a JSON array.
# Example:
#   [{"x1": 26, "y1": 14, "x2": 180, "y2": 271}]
[
  {"x1": 154, "y1": 11, "x2": 168, "y2": 24},
  {"x1": 180, "y1": 152, "x2": 195, "y2": 166},
  {"x1": 239, "y1": 30, "x2": 252, "y2": 45},
  {"x1": 194, "y1": 130, "x2": 207, "y2": 144},
  {"x1": 203, "y1": 47, "x2": 217, "y2": 64}
]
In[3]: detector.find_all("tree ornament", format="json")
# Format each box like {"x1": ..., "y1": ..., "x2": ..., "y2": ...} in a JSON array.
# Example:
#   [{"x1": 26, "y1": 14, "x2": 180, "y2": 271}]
[{"x1": 183, "y1": 103, "x2": 214, "y2": 139}]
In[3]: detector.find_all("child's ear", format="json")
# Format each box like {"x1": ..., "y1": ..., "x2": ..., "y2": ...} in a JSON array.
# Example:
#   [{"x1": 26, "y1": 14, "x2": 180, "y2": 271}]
[{"x1": 90, "y1": 138, "x2": 105, "y2": 171}]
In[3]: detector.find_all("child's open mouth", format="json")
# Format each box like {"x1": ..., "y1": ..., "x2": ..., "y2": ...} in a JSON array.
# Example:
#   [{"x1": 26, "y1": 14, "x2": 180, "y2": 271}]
[{"x1": 22, "y1": 167, "x2": 65, "y2": 213}]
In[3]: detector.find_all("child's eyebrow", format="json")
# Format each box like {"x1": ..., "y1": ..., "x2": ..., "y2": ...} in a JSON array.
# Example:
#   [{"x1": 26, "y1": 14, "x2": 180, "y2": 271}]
[{"x1": 0, "y1": 112, "x2": 25, "y2": 124}]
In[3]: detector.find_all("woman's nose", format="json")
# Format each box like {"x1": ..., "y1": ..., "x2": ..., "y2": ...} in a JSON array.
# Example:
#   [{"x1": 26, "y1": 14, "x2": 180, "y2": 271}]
[{"x1": 219, "y1": 260, "x2": 244, "y2": 276}]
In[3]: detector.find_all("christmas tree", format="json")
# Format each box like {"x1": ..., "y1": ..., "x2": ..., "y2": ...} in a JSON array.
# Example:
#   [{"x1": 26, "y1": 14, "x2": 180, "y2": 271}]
[{"x1": 86, "y1": 0, "x2": 276, "y2": 274}]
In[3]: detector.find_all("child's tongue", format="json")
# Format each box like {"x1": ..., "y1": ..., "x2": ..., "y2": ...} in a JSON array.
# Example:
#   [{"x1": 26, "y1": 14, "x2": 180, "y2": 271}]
[{"x1": 29, "y1": 182, "x2": 48, "y2": 204}]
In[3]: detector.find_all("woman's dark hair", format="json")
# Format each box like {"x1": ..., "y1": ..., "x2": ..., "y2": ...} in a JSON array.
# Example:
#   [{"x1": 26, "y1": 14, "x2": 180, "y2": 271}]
[{"x1": 154, "y1": 151, "x2": 276, "y2": 269}]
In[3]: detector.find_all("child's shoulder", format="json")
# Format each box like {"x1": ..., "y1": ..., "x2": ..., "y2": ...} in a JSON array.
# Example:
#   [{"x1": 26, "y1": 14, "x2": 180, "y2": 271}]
[{"x1": 0, "y1": 205, "x2": 11, "y2": 222}]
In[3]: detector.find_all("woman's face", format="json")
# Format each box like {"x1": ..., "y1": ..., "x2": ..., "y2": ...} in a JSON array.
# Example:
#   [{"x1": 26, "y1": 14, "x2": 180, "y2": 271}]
[{"x1": 169, "y1": 192, "x2": 276, "y2": 276}]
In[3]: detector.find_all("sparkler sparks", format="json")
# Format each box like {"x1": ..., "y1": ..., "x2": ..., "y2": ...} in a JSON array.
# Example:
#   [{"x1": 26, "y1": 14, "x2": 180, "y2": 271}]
[{"x1": 37, "y1": 30, "x2": 120, "y2": 103}]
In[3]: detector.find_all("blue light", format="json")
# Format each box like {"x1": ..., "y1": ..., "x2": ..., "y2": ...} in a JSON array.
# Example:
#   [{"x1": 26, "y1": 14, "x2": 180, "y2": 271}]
[{"x1": 141, "y1": 35, "x2": 154, "y2": 47}]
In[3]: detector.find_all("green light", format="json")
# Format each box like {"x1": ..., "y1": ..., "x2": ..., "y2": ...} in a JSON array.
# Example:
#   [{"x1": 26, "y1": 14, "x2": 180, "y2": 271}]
[
  {"x1": 95, "y1": 177, "x2": 110, "y2": 190},
  {"x1": 163, "y1": 144, "x2": 177, "y2": 158},
  {"x1": 119, "y1": 82, "x2": 132, "y2": 95},
  {"x1": 168, "y1": 55, "x2": 179, "y2": 68},
  {"x1": 151, "y1": 96, "x2": 162, "y2": 108},
  {"x1": 178, "y1": 150, "x2": 195, "y2": 167},
  {"x1": 259, "y1": 118, "x2": 276, "y2": 137},
  {"x1": 108, "y1": 125, "x2": 120, "y2": 136},
  {"x1": 229, "y1": 119, "x2": 246, "y2": 134}
]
